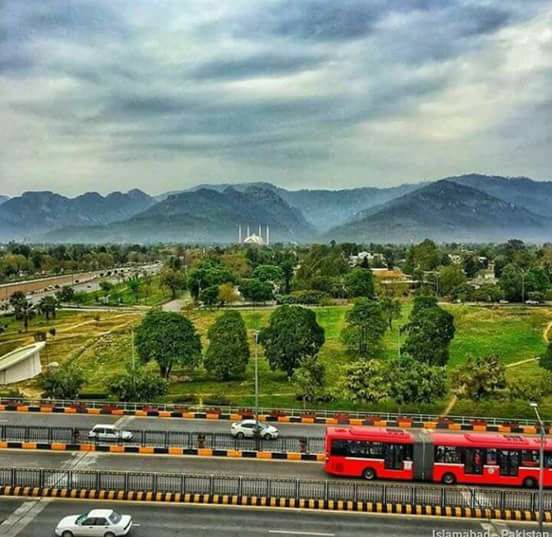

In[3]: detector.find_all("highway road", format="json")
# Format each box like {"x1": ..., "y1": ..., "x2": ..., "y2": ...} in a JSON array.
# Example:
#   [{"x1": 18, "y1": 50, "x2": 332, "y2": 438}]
[
  {"x1": 0, "y1": 412, "x2": 326, "y2": 439},
  {"x1": 0, "y1": 450, "x2": 327, "y2": 480},
  {"x1": 0, "y1": 497, "x2": 529, "y2": 537}
]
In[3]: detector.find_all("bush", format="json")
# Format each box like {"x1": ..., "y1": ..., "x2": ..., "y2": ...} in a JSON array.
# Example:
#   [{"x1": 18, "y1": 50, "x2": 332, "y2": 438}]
[
  {"x1": 108, "y1": 364, "x2": 168, "y2": 402},
  {"x1": 290, "y1": 290, "x2": 330, "y2": 305},
  {"x1": 40, "y1": 363, "x2": 85, "y2": 399}
]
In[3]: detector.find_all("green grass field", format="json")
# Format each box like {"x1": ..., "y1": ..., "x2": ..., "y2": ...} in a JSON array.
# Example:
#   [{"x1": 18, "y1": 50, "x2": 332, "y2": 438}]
[{"x1": 2, "y1": 301, "x2": 551, "y2": 417}]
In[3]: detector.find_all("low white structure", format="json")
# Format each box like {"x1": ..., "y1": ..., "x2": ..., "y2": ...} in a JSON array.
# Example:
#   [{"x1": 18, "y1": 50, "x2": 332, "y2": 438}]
[{"x1": 0, "y1": 342, "x2": 44, "y2": 385}]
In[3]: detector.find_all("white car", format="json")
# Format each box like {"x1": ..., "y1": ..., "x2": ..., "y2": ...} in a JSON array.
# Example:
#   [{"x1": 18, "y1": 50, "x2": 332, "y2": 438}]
[
  {"x1": 88, "y1": 424, "x2": 133, "y2": 442},
  {"x1": 55, "y1": 509, "x2": 133, "y2": 537},
  {"x1": 231, "y1": 419, "x2": 279, "y2": 440}
]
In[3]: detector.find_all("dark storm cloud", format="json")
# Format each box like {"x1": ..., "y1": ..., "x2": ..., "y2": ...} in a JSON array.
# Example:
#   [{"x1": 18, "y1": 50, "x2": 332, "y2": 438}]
[{"x1": 0, "y1": 0, "x2": 551, "y2": 195}]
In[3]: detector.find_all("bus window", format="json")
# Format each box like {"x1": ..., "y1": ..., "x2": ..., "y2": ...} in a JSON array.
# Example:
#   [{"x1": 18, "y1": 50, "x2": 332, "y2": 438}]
[
  {"x1": 330, "y1": 440, "x2": 347, "y2": 456},
  {"x1": 521, "y1": 450, "x2": 539, "y2": 467},
  {"x1": 435, "y1": 446, "x2": 461, "y2": 464},
  {"x1": 486, "y1": 448, "x2": 497, "y2": 465},
  {"x1": 498, "y1": 450, "x2": 520, "y2": 476}
]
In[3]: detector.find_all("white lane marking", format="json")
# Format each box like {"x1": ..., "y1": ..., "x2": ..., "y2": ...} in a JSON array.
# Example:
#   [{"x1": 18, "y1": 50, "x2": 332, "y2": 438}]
[
  {"x1": 0, "y1": 499, "x2": 52, "y2": 537},
  {"x1": 481, "y1": 521, "x2": 509, "y2": 537},
  {"x1": 268, "y1": 530, "x2": 335, "y2": 537},
  {"x1": 113, "y1": 415, "x2": 135, "y2": 429}
]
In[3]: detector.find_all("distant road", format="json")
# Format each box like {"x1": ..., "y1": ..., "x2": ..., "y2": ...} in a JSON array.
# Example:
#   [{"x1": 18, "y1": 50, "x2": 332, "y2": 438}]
[
  {"x1": 0, "y1": 498, "x2": 499, "y2": 537},
  {"x1": 0, "y1": 263, "x2": 161, "y2": 306}
]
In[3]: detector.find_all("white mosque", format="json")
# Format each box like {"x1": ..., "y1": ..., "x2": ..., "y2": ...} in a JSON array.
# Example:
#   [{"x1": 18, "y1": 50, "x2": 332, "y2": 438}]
[{"x1": 238, "y1": 224, "x2": 270, "y2": 246}]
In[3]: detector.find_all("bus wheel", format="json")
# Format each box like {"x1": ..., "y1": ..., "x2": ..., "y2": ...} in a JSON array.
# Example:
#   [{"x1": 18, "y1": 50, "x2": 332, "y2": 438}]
[
  {"x1": 523, "y1": 477, "x2": 537, "y2": 489},
  {"x1": 442, "y1": 473, "x2": 456, "y2": 485},
  {"x1": 362, "y1": 468, "x2": 376, "y2": 481}
]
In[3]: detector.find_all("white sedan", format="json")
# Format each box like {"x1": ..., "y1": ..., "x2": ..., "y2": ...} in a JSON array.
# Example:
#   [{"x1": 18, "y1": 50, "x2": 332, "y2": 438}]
[
  {"x1": 55, "y1": 509, "x2": 133, "y2": 537},
  {"x1": 88, "y1": 424, "x2": 133, "y2": 442},
  {"x1": 231, "y1": 419, "x2": 279, "y2": 440}
]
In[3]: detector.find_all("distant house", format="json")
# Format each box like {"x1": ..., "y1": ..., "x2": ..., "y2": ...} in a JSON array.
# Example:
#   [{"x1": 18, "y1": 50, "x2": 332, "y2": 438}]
[
  {"x1": 349, "y1": 251, "x2": 385, "y2": 267},
  {"x1": 0, "y1": 342, "x2": 44, "y2": 385}
]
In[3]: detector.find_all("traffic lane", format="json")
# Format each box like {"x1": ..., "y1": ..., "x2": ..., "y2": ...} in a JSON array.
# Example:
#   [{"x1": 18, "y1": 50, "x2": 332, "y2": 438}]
[
  {"x1": 0, "y1": 412, "x2": 327, "y2": 438},
  {"x1": 0, "y1": 450, "x2": 329, "y2": 479},
  {"x1": 0, "y1": 498, "x2": 25, "y2": 522},
  {"x1": 4, "y1": 498, "x2": 510, "y2": 537}
]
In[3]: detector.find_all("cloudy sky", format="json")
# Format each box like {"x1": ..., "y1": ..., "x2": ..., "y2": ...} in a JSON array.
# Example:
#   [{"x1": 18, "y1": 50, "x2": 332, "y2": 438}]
[{"x1": 1, "y1": 0, "x2": 551, "y2": 197}]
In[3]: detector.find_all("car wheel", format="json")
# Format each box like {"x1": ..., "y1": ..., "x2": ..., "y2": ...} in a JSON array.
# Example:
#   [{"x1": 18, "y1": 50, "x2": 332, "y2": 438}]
[
  {"x1": 104, "y1": 532, "x2": 116, "y2": 537},
  {"x1": 442, "y1": 473, "x2": 456, "y2": 485},
  {"x1": 362, "y1": 467, "x2": 376, "y2": 480},
  {"x1": 236, "y1": 432, "x2": 245, "y2": 439},
  {"x1": 263, "y1": 433, "x2": 272, "y2": 440},
  {"x1": 524, "y1": 477, "x2": 537, "y2": 489},
  {"x1": 61, "y1": 531, "x2": 74, "y2": 537}
]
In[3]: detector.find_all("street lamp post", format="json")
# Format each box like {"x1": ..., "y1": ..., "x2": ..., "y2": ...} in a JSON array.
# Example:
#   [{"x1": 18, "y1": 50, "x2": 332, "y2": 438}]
[
  {"x1": 530, "y1": 401, "x2": 545, "y2": 536},
  {"x1": 254, "y1": 330, "x2": 260, "y2": 450}
]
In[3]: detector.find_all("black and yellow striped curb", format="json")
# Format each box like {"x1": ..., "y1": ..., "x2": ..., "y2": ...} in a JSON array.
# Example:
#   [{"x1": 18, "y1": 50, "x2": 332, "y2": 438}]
[
  {"x1": 0, "y1": 403, "x2": 542, "y2": 435},
  {"x1": 0, "y1": 485, "x2": 548, "y2": 521},
  {"x1": 0, "y1": 441, "x2": 325, "y2": 462}
]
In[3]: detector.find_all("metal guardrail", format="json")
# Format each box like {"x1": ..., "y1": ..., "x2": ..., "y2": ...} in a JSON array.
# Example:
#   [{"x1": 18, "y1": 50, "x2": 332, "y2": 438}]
[
  {"x1": 0, "y1": 466, "x2": 550, "y2": 512},
  {"x1": 0, "y1": 397, "x2": 543, "y2": 427},
  {"x1": 0, "y1": 424, "x2": 324, "y2": 453}
]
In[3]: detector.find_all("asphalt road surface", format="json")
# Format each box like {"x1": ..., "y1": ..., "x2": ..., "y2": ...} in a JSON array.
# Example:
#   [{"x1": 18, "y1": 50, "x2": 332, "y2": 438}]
[
  {"x1": 0, "y1": 412, "x2": 327, "y2": 439},
  {"x1": 0, "y1": 497, "x2": 529, "y2": 537},
  {"x1": 0, "y1": 450, "x2": 328, "y2": 480}
]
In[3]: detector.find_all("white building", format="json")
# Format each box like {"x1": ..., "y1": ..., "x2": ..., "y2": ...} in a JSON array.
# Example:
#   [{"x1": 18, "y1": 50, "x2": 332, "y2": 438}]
[
  {"x1": 0, "y1": 342, "x2": 44, "y2": 385},
  {"x1": 349, "y1": 251, "x2": 385, "y2": 266}
]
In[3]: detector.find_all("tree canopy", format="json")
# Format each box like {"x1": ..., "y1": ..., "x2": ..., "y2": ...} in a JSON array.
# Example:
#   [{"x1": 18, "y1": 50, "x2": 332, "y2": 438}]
[
  {"x1": 205, "y1": 311, "x2": 250, "y2": 380},
  {"x1": 259, "y1": 305, "x2": 325, "y2": 378},
  {"x1": 344, "y1": 268, "x2": 374, "y2": 298},
  {"x1": 135, "y1": 310, "x2": 202, "y2": 378},
  {"x1": 341, "y1": 298, "x2": 386, "y2": 357}
]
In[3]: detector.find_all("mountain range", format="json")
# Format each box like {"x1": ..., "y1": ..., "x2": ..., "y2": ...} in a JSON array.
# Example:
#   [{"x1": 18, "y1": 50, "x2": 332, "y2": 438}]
[{"x1": 1, "y1": 173, "x2": 551, "y2": 244}]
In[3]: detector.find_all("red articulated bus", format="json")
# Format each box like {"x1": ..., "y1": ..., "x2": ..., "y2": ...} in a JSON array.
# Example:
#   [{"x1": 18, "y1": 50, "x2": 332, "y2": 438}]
[{"x1": 324, "y1": 426, "x2": 552, "y2": 488}]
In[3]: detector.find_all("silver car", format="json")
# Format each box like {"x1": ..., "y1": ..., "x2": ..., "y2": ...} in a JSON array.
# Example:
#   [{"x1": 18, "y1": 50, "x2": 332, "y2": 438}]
[
  {"x1": 88, "y1": 424, "x2": 133, "y2": 442},
  {"x1": 231, "y1": 419, "x2": 279, "y2": 439},
  {"x1": 55, "y1": 509, "x2": 133, "y2": 537}
]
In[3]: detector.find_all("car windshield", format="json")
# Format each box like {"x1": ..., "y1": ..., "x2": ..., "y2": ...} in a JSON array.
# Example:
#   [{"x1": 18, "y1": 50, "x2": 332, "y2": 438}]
[
  {"x1": 109, "y1": 512, "x2": 122, "y2": 524},
  {"x1": 76, "y1": 514, "x2": 87, "y2": 524}
]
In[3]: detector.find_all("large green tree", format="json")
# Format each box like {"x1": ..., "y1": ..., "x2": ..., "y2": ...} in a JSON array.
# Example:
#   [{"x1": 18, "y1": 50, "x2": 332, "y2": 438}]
[
  {"x1": 205, "y1": 311, "x2": 250, "y2": 380},
  {"x1": 404, "y1": 302, "x2": 455, "y2": 365},
  {"x1": 252, "y1": 264, "x2": 284, "y2": 284},
  {"x1": 499, "y1": 263, "x2": 523, "y2": 302},
  {"x1": 160, "y1": 268, "x2": 187, "y2": 299},
  {"x1": 188, "y1": 261, "x2": 235, "y2": 301},
  {"x1": 259, "y1": 305, "x2": 325, "y2": 378},
  {"x1": 451, "y1": 355, "x2": 506, "y2": 400},
  {"x1": 37, "y1": 295, "x2": 58, "y2": 321},
  {"x1": 344, "y1": 268, "x2": 374, "y2": 298},
  {"x1": 341, "y1": 298, "x2": 386, "y2": 357},
  {"x1": 135, "y1": 310, "x2": 202, "y2": 378},
  {"x1": 340, "y1": 359, "x2": 389, "y2": 403},
  {"x1": 292, "y1": 355, "x2": 325, "y2": 408},
  {"x1": 438, "y1": 264, "x2": 467, "y2": 296},
  {"x1": 9, "y1": 291, "x2": 34, "y2": 331},
  {"x1": 387, "y1": 355, "x2": 447, "y2": 405},
  {"x1": 239, "y1": 278, "x2": 274, "y2": 303},
  {"x1": 380, "y1": 297, "x2": 402, "y2": 330}
]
